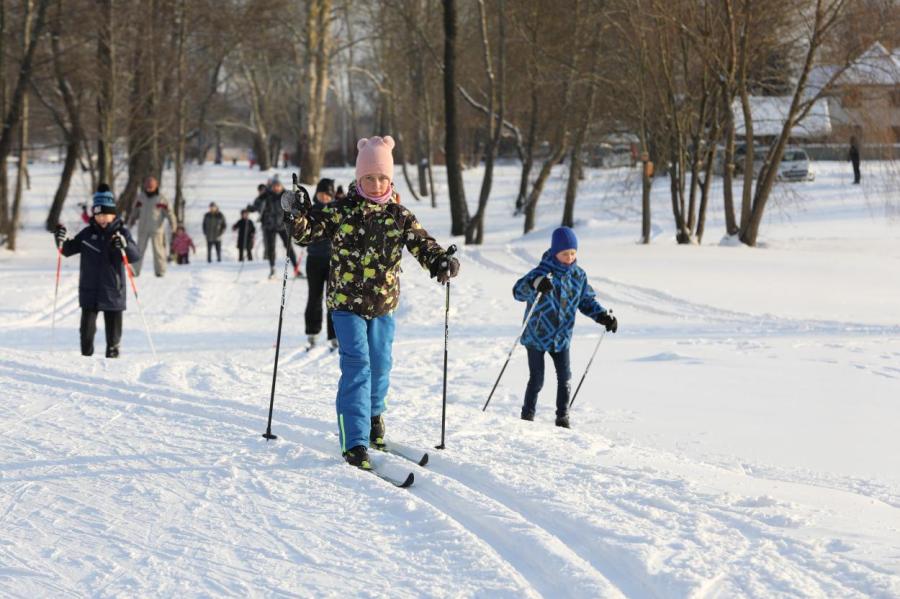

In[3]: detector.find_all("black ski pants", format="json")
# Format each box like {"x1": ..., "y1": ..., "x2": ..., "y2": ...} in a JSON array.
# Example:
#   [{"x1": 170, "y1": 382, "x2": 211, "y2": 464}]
[
  {"x1": 263, "y1": 229, "x2": 297, "y2": 269},
  {"x1": 305, "y1": 254, "x2": 335, "y2": 339},
  {"x1": 207, "y1": 240, "x2": 222, "y2": 262},
  {"x1": 80, "y1": 309, "x2": 123, "y2": 357}
]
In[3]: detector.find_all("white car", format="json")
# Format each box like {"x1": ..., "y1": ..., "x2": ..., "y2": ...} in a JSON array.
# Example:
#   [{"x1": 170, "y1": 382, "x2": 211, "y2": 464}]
[{"x1": 777, "y1": 147, "x2": 815, "y2": 182}]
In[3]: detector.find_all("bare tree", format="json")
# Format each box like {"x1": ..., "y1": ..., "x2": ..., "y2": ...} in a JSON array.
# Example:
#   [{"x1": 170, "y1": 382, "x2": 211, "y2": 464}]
[
  {"x1": 2, "y1": 0, "x2": 50, "y2": 249},
  {"x1": 465, "y1": 0, "x2": 506, "y2": 244},
  {"x1": 442, "y1": 0, "x2": 469, "y2": 236}
]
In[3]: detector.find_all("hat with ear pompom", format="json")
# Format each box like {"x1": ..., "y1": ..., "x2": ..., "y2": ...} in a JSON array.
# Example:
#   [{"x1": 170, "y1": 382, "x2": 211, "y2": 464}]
[{"x1": 355, "y1": 136, "x2": 395, "y2": 183}]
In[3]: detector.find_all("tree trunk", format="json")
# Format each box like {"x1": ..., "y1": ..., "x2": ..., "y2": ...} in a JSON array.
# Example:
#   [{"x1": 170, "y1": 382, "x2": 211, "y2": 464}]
[
  {"x1": 522, "y1": 144, "x2": 566, "y2": 234},
  {"x1": 696, "y1": 144, "x2": 716, "y2": 243},
  {"x1": 96, "y1": 0, "x2": 115, "y2": 190},
  {"x1": 442, "y1": 0, "x2": 469, "y2": 236},
  {"x1": 173, "y1": 0, "x2": 187, "y2": 225},
  {"x1": 46, "y1": 136, "x2": 80, "y2": 231},
  {"x1": 0, "y1": 0, "x2": 49, "y2": 236},
  {"x1": 641, "y1": 159, "x2": 652, "y2": 244},
  {"x1": 465, "y1": 0, "x2": 504, "y2": 245},
  {"x1": 515, "y1": 91, "x2": 537, "y2": 214},
  {"x1": 299, "y1": 0, "x2": 332, "y2": 185},
  {"x1": 46, "y1": 0, "x2": 85, "y2": 231},
  {"x1": 8, "y1": 89, "x2": 28, "y2": 251},
  {"x1": 0, "y1": 0, "x2": 8, "y2": 234}
]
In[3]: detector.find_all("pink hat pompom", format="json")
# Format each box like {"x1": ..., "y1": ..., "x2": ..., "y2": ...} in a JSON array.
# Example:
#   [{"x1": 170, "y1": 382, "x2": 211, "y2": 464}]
[{"x1": 355, "y1": 136, "x2": 396, "y2": 182}]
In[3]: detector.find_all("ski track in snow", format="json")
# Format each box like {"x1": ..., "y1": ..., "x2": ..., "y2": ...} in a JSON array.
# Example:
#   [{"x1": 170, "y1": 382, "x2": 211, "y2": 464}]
[{"x1": 2, "y1": 162, "x2": 899, "y2": 597}]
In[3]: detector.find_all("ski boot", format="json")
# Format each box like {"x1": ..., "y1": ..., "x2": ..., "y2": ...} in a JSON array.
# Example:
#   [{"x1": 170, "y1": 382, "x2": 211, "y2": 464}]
[
  {"x1": 555, "y1": 415, "x2": 570, "y2": 429},
  {"x1": 306, "y1": 335, "x2": 317, "y2": 351},
  {"x1": 329, "y1": 338, "x2": 339, "y2": 352},
  {"x1": 105, "y1": 346, "x2": 120, "y2": 359},
  {"x1": 370, "y1": 414, "x2": 385, "y2": 449},
  {"x1": 268, "y1": 266, "x2": 275, "y2": 279},
  {"x1": 521, "y1": 411, "x2": 534, "y2": 422},
  {"x1": 343, "y1": 445, "x2": 372, "y2": 470}
]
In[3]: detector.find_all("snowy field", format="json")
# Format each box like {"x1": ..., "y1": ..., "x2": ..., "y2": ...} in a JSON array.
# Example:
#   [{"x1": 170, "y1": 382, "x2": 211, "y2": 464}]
[{"x1": 1, "y1": 158, "x2": 899, "y2": 598}]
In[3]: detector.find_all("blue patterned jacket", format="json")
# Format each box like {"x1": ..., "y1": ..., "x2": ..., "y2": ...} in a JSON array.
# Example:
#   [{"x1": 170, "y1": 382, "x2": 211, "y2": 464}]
[{"x1": 513, "y1": 251, "x2": 606, "y2": 352}]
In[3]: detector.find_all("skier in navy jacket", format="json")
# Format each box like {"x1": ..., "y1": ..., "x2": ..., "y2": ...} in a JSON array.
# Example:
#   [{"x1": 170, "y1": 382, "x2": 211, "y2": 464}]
[
  {"x1": 55, "y1": 187, "x2": 140, "y2": 358},
  {"x1": 512, "y1": 227, "x2": 617, "y2": 427}
]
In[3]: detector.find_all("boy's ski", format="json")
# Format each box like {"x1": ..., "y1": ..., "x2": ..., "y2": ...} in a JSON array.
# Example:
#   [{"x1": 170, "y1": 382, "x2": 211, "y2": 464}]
[
  {"x1": 367, "y1": 467, "x2": 415, "y2": 488},
  {"x1": 374, "y1": 442, "x2": 429, "y2": 467}
]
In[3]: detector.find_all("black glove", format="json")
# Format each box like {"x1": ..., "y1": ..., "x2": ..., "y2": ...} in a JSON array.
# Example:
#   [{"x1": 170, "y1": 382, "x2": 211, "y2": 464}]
[
  {"x1": 280, "y1": 187, "x2": 311, "y2": 224},
  {"x1": 597, "y1": 311, "x2": 618, "y2": 333},
  {"x1": 54, "y1": 225, "x2": 67, "y2": 248},
  {"x1": 430, "y1": 252, "x2": 460, "y2": 284},
  {"x1": 532, "y1": 275, "x2": 553, "y2": 294},
  {"x1": 111, "y1": 232, "x2": 126, "y2": 250}
]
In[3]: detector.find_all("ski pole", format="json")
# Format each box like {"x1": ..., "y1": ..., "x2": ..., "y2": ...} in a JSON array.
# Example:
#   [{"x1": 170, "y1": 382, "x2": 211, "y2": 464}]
[
  {"x1": 262, "y1": 172, "x2": 307, "y2": 441},
  {"x1": 120, "y1": 249, "x2": 158, "y2": 359},
  {"x1": 262, "y1": 253, "x2": 292, "y2": 441},
  {"x1": 51, "y1": 243, "x2": 63, "y2": 344},
  {"x1": 568, "y1": 329, "x2": 607, "y2": 409},
  {"x1": 436, "y1": 244, "x2": 457, "y2": 450},
  {"x1": 482, "y1": 285, "x2": 548, "y2": 412}
]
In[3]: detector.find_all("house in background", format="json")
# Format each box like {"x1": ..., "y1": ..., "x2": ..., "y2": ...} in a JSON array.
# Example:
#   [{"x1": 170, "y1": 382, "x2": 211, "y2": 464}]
[
  {"x1": 810, "y1": 42, "x2": 900, "y2": 151},
  {"x1": 732, "y1": 96, "x2": 832, "y2": 144}
]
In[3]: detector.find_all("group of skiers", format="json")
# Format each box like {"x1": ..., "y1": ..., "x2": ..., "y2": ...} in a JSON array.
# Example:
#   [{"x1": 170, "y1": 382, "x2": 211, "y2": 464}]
[{"x1": 53, "y1": 135, "x2": 618, "y2": 471}]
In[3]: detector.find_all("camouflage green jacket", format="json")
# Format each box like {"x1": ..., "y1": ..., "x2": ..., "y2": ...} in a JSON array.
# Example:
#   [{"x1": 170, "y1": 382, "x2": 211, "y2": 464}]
[{"x1": 290, "y1": 186, "x2": 447, "y2": 318}]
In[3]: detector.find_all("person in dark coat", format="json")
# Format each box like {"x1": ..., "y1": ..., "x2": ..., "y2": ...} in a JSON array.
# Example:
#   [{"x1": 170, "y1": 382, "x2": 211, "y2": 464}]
[
  {"x1": 848, "y1": 136, "x2": 861, "y2": 184},
  {"x1": 232, "y1": 209, "x2": 256, "y2": 261},
  {"x1": 54, "y1": 188, "x2": 141, "y2": 358},
  {"x1": 248, "y1": 176, "x2": 298, "y2": 278},
  {"x1": 202, "y1": 202, "x2": 227, "y2": 262},
  {"x1": 304, "y1": 178, "x2": 337, "y2": 350}
]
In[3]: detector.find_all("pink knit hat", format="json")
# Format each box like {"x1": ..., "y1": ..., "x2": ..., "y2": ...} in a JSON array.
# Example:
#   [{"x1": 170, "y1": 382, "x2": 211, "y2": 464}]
[{"x1": 355, "y1": 136, "x2": 395, "y2": 182}]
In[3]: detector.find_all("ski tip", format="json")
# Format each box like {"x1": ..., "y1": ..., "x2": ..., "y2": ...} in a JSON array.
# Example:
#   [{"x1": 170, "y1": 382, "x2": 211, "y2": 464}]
[
  {"x1": 397, "y1": 472, "x2": 415, "y2": 488},
  {"x1": 418, "y1": 454, "x2": 429, "y2": 467}
]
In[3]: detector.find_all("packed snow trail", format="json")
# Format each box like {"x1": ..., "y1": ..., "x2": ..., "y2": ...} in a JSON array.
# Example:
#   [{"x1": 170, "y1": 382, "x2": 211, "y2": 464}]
[{"x1": 1, "y1": 162, "x2": 899, "y2": 597}]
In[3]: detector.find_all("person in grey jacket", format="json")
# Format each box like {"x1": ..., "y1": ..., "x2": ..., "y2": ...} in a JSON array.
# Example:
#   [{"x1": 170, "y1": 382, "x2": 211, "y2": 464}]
[
  {"x1": 202, "y1": 202, "x2": 227, "y2": 262},
  {"x1": 128, "y1": 176, "x2": 177, "y2": 277}
]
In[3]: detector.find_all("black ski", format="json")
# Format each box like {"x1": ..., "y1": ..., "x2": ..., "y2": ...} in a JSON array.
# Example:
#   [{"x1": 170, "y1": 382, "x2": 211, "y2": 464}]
[
  {"x1": 369, "y1": 467, "x2": 415, "y2": 488},
  {"x1": 374, "y1": 442, "x2": 429, "y2": 467}
]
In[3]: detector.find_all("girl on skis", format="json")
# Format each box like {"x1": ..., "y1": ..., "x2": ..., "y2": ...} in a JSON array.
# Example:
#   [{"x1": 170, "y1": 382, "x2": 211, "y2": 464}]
[
  {"x1": 513, "y1": 226, "x2": 617, "y2": 428},
  {"x1": 285, "y1": 136, "x2": 459, "y2": 469}
]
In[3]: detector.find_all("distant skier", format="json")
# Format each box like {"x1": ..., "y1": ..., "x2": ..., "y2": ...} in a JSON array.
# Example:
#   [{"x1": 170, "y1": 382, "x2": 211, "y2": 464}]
[
  {"x1": 54, "y1": 187, "x2": 140, "y2": 358},
  {"x1": 129, "y1": 175, "x2": 177, "y2": 277},
  {"x1": 513, "y1": 226, "x2": 617, "y2": 428},
  {"x1": 848, "y1": 136, "x2": 861, "y2": 184},
  {"x1": 285, "y1": 136, "x2": 460, "y2": 470},
  {"x1": 232, "y1": 208, "x2": 256, "y2": 262},
  {"x1": 171, "y1": 225, "x2": 196, "y2": 265},
  {"x1": 202, "y1": 202, "x2": 227, "y2": 262},
  {"x1": 304, "y1": 178, "x2": 338, "y2": 351},
  {"x1": 248, "y1": 176, "x2": 299, "y2": 279}
]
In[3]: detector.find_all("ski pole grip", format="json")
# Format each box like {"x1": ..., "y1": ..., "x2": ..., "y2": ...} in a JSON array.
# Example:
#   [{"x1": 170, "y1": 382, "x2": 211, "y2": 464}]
[{"x1": 445, "y1": 244, "x2": 457, "y2": 257}]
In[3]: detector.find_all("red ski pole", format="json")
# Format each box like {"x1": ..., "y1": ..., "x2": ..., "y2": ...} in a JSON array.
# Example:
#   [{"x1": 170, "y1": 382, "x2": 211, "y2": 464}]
[
  {"x1": 51, "y1": 245, "x2": 63, "y2": 344},
  {"x1": 120, "y1": 249, "x2": 157, "y2": 358}
]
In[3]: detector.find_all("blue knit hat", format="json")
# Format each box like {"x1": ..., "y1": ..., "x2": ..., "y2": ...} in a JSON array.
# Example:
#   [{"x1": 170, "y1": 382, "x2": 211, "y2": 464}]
[
  {"x1": 92, "y1": 190, "x2": 116, "y2": 215},
  {"x1": 550, "y1": 226, "x2": 578, "y2": 255}
]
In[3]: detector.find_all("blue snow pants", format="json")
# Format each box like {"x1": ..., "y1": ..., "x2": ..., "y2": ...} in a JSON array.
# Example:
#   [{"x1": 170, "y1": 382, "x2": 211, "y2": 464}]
[{"x1": 332, "y1": 310, "x2": 395, "y2": 453}]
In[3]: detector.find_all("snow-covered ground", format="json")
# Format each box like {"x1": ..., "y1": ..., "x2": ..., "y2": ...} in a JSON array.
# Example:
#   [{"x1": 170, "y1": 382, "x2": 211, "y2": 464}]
[{"x1": 1, "y1": 158, "x2": 898, "y2": 598}]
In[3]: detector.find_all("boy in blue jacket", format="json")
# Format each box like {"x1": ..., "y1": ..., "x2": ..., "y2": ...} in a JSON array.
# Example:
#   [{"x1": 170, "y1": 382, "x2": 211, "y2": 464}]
[
  {"x1": 513, "y1": 227, "x2": 617, "y2": 427},
  {"x1": 54, "y1": 187, "x2": 141, "y2": 358}
]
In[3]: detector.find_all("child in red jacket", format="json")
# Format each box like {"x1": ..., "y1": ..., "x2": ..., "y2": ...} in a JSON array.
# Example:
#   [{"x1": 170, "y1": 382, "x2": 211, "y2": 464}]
[{"x1": 171, "y1": 225, "x2": 196, "y2": 264}]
